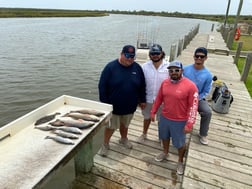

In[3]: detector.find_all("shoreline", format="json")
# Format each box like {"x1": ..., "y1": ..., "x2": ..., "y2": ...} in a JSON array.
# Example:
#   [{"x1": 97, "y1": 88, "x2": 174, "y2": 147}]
[{"x1": 0, "y1": 8, "x2": 251, "y2": 24}]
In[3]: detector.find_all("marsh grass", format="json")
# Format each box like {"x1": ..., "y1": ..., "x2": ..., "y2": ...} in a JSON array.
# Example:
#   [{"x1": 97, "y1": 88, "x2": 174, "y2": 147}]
[{"x1": 0, "y1": 8, "x2": 108, "y2": 17}]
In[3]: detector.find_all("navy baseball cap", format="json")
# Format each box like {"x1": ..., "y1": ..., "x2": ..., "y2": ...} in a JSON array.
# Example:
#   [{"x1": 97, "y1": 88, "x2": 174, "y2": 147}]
[
  {"x1": 122, "y1": 45, "x2": 135, "y2": 54},
  {"x1": 194, "y1": 47, "x2": 208, "y2": 56},
  {"x1": 149, "y1": 44, "x2": 162, "y2": 53}
]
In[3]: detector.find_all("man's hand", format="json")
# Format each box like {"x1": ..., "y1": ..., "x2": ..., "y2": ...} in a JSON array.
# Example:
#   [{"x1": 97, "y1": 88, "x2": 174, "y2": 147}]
[
  {"x1": 184, "y1": 126, "x2": 192, "y2": 133},
  {"x1": 150, "y1": 114, "x2": 155, "y2": 122},
  {"x1": 139, "y1": 103, "x2": 146, "y2": 110}
]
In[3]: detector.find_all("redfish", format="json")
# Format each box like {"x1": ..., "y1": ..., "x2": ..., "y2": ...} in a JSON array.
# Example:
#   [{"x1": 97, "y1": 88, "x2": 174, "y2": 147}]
[
  {"x1": 50, "y1": 118, "x2": 95, "y2": 129},
  {"x1": 72, "y1": 109, "x2": 105, "y2": 117},
  {"x1": 64, "y1": 112, "x2": 100, "y2": 122}
]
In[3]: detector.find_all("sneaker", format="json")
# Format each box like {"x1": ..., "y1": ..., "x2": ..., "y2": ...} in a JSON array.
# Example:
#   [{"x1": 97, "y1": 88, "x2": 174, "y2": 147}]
[
  {"x1": 137, "y1": 134, "x2": 146, "y2": 143},
  {"x1": 177, "y1": 162, "x2": 184, "y2": 175},
  {"x1": 99, "y1": 144, "x2": 109, "y2": 157},
  {"x1": 199, "y1": 135, "x2": 209, "y2": 145},
  {"x1": 154, "y1": 152, "x2": 168, "y2": 162},
  {"x1": 119, "y1": 138, "x2": 133, "y2": 149}
]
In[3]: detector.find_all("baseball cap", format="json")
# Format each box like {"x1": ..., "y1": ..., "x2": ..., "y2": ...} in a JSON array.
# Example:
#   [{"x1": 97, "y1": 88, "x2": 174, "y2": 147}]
[
  {"x1": 149, "y1": 44, "x2": 162, "y2": 53},
  {"x1": 194, "y1": 47, "x2": 208, "y2": 56},
  {"x1": 167, "y1": 60, "x2": 183, "y2": 69},
  {"x1": 122, "y1": 45, "x2": 135, "y2": 54}
]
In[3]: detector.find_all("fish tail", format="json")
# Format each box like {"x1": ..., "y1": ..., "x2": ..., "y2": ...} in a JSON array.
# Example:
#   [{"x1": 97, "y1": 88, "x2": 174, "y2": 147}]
[{"x1": 63, "y1": 113, "x2": 69, "y2": 117}]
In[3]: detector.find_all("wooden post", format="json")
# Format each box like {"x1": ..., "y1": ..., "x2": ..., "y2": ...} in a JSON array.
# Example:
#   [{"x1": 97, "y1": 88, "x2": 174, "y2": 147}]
[
  {"x1": 177, "y1": 38, "x2": 184, "y2": 57},
  {"x1": 211, "y1": 24, "x2": 215, "y2": 32},
  {"x1": 234, "y1": 41, "x2": 243, "y2": 65},
  {"x1": 223, "y1": 27, "x2": 229, "y2": 43},
  {"x1": 169, "y1": 43, "x2": 177, "y2": 62},
  {"x1": 183, "y1": 34, "x2": 189, "y2": 49},
  {"x1": 227, "y1": 29, "x2": 234, "y2": 49},
  {"x1": 240, "y1": 53, "x2": 252, "y2": 82}
]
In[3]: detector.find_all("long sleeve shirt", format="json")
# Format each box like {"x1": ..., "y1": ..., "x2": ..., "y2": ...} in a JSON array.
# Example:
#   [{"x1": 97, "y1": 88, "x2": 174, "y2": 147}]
[
  {"x1": 98, "y1": 59, "x2": 146, "y2": 115},
  {"x1": 141, "y1": 60, "x2": 169, "y2": 103},
  {"x1": 183, "y1": 64, "x2": 212, "y2": 100},
  {"x1": 151, "y1": 77, "x2": 198, "y2": 130}
]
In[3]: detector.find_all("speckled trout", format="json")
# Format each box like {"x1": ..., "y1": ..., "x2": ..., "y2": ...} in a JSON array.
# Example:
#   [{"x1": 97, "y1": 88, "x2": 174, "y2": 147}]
[
  {"x1": 53, "y1": 130, "x2": 79, "y2": 139},
  {"x1": 35, "y1": 125, "x2": 82, "y2": 134},
  {"x1": 45, "y1": 135, "x2": 74, "y2": 145}
]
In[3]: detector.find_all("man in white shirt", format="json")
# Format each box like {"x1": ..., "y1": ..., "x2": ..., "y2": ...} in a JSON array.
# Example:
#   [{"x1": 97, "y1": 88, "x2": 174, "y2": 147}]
[{"x1": 137, "y1": 44, "x2": 169, "y2": 143}]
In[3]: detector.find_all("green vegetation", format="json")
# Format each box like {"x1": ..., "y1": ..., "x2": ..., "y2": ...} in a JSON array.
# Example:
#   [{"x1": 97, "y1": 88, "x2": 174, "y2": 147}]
[
  {"x1": 232, "y1": 35, "x2": 252, "y2": 97},
  {"x1": 0, "y1": 8, "x2": 251, "y2": 24},
  {"x1": 0, "y1": 8, "x2": 108, "y2": 17},
  {"x1": 237, "y1": 57, "x2": 252, "y2": 97},
  {"x1": 232, "y1": 35, "x2": 252, "y2": 51}
]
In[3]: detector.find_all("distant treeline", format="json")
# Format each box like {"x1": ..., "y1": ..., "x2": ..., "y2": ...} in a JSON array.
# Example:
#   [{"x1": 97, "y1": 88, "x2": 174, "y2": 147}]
[
  {"x1": 0, "y1": 8, "x2": 109, "y2": 17},
  {"x1": 0, "y1": 8, "x2": 251, "y2": 24}
]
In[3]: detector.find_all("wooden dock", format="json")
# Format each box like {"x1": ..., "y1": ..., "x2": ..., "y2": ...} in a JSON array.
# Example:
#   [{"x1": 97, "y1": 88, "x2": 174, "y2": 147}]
[{"x1": 72, "y1": 32, "x2": 252, "y2": 189}]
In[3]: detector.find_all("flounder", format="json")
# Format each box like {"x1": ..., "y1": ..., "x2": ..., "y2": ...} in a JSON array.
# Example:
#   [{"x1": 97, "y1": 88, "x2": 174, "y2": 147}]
[{"x1": 34, "y1": 112, "x2": 60, "y2": 125}]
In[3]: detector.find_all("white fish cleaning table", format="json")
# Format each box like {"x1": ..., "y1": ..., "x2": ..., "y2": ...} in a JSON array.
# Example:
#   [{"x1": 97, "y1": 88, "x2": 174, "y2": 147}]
[{"x1": 0, "y1": 95, "x2": 112, "y2": 189}]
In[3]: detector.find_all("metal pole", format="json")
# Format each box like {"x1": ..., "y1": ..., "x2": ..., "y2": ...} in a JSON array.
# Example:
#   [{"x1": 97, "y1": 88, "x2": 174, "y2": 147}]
[{"x1": 224, "y1": 0, "x2": 231, "y2": 27}]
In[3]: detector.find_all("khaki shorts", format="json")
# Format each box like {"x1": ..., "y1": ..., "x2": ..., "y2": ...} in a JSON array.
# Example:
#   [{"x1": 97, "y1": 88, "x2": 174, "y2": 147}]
[
  {"x1": 106, "y1": 114, "x2": 134, "y2": 130},
  {"x1": 142, "y1": 103, "x2": 162, "y2": 121}
]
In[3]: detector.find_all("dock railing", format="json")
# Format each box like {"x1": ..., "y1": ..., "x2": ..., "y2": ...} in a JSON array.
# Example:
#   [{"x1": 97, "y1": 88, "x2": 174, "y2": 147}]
[{"x1": 169, "y1": 24, "x2": 200, "y2": 62}]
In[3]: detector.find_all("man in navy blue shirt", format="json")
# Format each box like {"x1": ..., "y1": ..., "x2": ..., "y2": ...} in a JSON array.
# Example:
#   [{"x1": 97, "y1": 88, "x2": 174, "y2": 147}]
[{"x1": 98, "y1": 45, "x2": 146, "y2": 157}]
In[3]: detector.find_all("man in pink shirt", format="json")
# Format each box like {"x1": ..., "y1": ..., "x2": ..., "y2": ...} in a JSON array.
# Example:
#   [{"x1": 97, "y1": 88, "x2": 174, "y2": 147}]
[{"x1": 150, "y1": 60, "x2": 198, "y2": 175}]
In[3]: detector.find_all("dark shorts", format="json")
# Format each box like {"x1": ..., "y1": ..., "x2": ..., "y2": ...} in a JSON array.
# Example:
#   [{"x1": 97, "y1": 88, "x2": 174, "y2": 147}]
[{"x1": 158, "y1": 114, "x2": 186, "y2": 148}]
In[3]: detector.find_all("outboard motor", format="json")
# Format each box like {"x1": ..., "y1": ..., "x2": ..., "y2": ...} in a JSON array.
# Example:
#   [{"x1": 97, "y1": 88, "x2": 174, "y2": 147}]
[{"x1": 212, "y1": 83, "x2": 233, "y2": 114}]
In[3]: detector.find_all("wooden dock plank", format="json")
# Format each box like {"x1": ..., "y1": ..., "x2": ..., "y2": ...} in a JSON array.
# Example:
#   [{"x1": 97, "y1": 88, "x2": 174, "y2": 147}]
[
  {"x1": 73, "y1": 31, "x2": 252, "y2": 189},
  {"x1": 184, "y1": 167, "x2": 251, "y2": 189},
  {"x1": 180, "y1": 32, "x2": 252, "y2": 189}
]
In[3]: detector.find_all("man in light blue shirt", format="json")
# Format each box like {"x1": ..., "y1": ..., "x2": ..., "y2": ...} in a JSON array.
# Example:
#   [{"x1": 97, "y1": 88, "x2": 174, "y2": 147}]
[{"x1": 183, "y1": 47, "x2": 212, "y2": 145}]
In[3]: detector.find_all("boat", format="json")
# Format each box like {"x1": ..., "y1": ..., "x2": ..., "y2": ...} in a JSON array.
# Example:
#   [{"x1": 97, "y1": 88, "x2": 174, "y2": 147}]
[
  {"x1": 135, "y1": 16, "x2": 158, "y2": 64},
  {"x1": 135, "y1": 32, "x2": 153, "y2": 64},
  {"x1": 0, "y1": 95, "x2": 112, "y2": 189}
]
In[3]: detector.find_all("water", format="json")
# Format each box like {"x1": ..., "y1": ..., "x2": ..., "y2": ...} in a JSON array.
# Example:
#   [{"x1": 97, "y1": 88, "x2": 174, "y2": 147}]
[{"x1": 0, "y1": 14, "x2": 216, "y2": 127}]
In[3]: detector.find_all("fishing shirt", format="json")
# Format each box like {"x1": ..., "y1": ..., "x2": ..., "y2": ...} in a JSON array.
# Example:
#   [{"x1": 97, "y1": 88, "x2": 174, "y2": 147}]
[
  {"x1": 151, "y1": 77, "x2": 198, "y2": 130},
  {"x1": 183, "y1": 64, "x2": 212, "y2": 100},
  {"x1": 141, "y1": 59, "x2": 169, "y2": 103},
  {"x1": 99, "y1": 59, "x2": 146, "y2": 115}
]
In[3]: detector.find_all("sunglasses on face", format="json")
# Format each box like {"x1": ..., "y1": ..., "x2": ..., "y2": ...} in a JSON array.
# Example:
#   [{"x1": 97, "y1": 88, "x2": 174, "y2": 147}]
[
  {"x1": 150, "y1": 52, "x2": 161, "y2": 56},
  {"x1": 124, "y1": 53, "x2": 135, "y2": 59},
  {"x1": 195, "y1": 55, "x2": 206, "y2": 59},
  {"x1": 168, "y1": 69, "x2": 181, "y2": 73}
]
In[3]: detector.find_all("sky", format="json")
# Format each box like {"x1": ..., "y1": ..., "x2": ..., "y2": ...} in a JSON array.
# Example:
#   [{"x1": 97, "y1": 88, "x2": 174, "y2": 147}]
[{"x1": 0, "y1": 0, "x2": 251, "y2": 15}]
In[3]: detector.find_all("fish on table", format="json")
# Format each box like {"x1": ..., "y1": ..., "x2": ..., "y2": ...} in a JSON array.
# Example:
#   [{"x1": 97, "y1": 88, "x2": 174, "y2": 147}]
[
  {"x1": 35, "y1": 125, "x2": 55, "y2": 131},
  {"x1": 45, "y1": 135, "x2": 74, "y2": 145},
  {"x1": 34, "y1": 112, "x2": 61, "y2": 125},
  {"x1": 64, "y1": 112, "x2": 100, "y2": 122},
  {"x1": 50, "y1": 118, "x2": 95, "y2": 129},
  {"x1": 71, "y1": 109, "x2": 105, "y2": 117},
  {"x1": 35, "y1": 124, "x2": 82, "y2": 134},
  {"x1": 53, "y1": 130, "x2": 79, "y2": 139},
  {"x1": 55, "y1": 126, "x2": 83, "y2": 134}
]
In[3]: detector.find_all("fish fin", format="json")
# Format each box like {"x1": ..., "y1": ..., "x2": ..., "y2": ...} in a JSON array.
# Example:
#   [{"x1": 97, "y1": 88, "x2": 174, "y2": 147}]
[{"x1": 63, "y1": 113, "x2": 69, "y2": 117}]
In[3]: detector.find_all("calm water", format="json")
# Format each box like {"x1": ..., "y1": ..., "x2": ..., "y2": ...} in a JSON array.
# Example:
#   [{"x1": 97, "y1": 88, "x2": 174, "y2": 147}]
[{"x1": 0, "y1": 14, "x2": 216, "y2": 127}]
